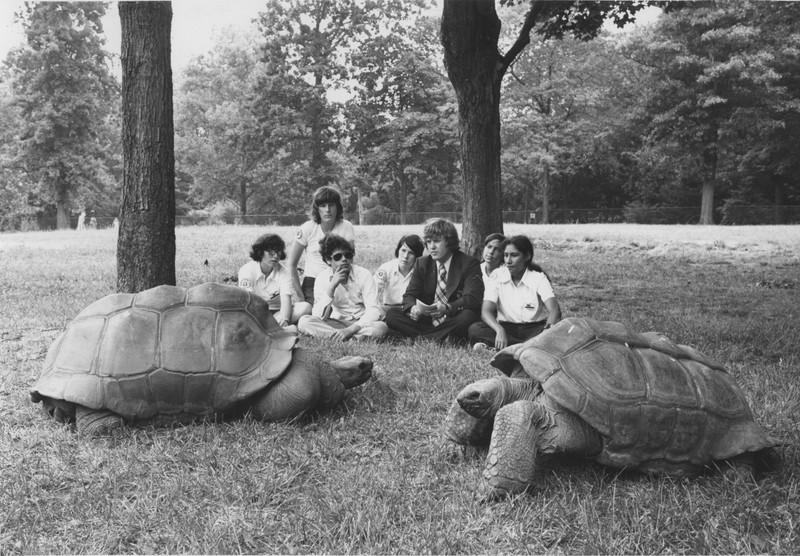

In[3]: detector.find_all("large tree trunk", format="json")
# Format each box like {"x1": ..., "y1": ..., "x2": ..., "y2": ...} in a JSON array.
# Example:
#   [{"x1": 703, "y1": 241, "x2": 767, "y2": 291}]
[
  {"x1": 398, "y1": 171, "x2": 408, "y2": 226},
  {"x1": 441, "y1": 0, "x2": 504, "y2": 258},
  {"x1": 117, "y1": 2, "x2": 176, "y2": 292},
  {"x1": 699, "y1": 124, "x2": 718, "y2": 225}
]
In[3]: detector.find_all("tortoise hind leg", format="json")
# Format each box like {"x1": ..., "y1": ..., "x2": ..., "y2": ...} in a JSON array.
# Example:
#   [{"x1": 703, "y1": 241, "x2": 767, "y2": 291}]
[
  {"x1": 479, "y1": 400, "x2": 602, "y2": 501},
  {"x1": 75, "y1": 406, "x2": 125, "y2": 436}
]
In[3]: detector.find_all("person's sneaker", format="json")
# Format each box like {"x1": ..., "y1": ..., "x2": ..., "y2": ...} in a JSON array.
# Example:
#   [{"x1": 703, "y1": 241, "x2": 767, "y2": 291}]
[{"x1": 473, "y1": 342, "x2": 489, "y2": 352}]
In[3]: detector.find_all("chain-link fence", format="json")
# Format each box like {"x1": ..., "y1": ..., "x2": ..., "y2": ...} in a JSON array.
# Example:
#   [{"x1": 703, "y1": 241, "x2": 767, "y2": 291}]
[{"x1": 4, "y1": 205, "x2": 800, "y2": 232}]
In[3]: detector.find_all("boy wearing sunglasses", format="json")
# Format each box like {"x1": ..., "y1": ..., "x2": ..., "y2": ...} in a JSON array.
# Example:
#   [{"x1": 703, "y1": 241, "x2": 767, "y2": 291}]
[{"x1": 297, "y1": 234, "x2": 389, "y2": 341}]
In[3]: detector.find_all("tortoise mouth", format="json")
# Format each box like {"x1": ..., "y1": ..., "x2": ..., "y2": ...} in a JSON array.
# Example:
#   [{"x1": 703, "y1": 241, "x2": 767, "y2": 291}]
[{"x1": 457, "y1": 389, "x2": 494, "y2": 419}]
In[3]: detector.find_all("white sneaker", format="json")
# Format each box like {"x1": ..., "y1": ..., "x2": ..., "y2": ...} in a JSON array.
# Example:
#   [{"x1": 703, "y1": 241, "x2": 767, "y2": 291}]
[{"x1": 473, "y1": 342, "x2": 488, "y2": 352}]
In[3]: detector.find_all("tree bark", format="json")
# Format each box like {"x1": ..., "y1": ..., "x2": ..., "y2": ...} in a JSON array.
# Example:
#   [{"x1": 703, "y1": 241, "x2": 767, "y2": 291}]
[
  {"x1": 699, "y1": 125, "x2": 718, "y2": 225},
  {"x1": 441, "y1": 0, "x2": 504, "y2": 258},
  {"x1": 117, "y1": 2, "x2": 176, "y2": 292},
  {"x1": 541, "y1": 164, "x2": 551, "y2": 224}
]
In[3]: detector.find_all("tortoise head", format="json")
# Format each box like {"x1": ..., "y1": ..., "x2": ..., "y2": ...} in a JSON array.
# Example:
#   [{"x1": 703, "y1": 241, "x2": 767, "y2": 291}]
[{"x1": 457, "y1": 377, "x2": 540, "y2": 419}]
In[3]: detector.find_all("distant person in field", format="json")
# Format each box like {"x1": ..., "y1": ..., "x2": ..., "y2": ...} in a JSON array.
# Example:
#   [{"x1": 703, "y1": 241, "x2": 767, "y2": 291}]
[
  {"x1": 469, "y1": 235, "x2": 561, "y2": 351},
  {"x1": 286, "y1": 186, "x2": 355, "y2": 306},
  {"x1": 373, "y1": 234, "x2": 424, "y2": 319},
  {"x1": 384, "y1": 218, "x2": 483, "y2": 344},
  {"x1": 480, "y1": 232, "x2": 505, "y2": 282},
  {"x1": 238, "y1": 233, "x2": 311, "y2": 330},
  {"x1": 297, "y1": 234, "x2": 389, "y2": 341}
]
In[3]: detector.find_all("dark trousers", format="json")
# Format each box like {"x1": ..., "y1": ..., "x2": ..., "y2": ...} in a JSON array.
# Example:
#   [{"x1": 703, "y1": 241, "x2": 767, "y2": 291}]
[
  {"x1": 385, "y1": 307, "x2": 479, "y2": 344},
  {"x1": 467, "y1": 320, "x2": 547, "y2": 346},
  {"x1": 301, "y1": 276, "x2": 316, "y2": 305}
]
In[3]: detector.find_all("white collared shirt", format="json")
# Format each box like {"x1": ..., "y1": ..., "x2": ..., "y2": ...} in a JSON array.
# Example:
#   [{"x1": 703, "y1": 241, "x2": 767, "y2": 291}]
[
  {"x1": 373, "y1": 258, "x2": 414, "y2": 310},
  {"x1": 238, "y1": 260, "x2": 293, "y2": 311},
  {"x1": 311, "y1": 264, "x2": 381, "y2": 327},
  {"x1": 485, "y1": 266, "x2": 555, "y2": 323}
]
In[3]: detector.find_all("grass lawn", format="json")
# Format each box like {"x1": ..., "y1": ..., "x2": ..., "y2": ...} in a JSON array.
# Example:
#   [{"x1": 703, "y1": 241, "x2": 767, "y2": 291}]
[{"x1": 1, "y1": 223, "x2": 798, "y2": 554}]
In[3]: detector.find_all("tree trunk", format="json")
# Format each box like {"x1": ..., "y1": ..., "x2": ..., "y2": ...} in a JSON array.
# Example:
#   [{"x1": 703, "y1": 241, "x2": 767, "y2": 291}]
[
  {"x1": 699, "y1": 124, "x2": 718, "y2": 225},
  {"x1": 398, "y1": 171, "x2": 408, "y2": 226},
  {"x1": 441, "y1": 0, "x2": 504, "y2": 258},
  {"x1": 117, "y1": 2, "x2": 176, "y2": 292},
  {"x1": 541, "y1": 164, "x2": 551, "y2": 224},
  {"x1": 239, "y1": 178, "x2": 248, "y2": 217},
  {"x1": 56, "y1": 200, "x2": 70, "y2": 230},
  {"x1": 774, "y1": 181, "x2": 786, "y2": 225}
]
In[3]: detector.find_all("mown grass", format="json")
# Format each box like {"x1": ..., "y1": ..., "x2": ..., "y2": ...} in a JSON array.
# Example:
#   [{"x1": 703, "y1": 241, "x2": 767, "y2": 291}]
[{"x1": 1, "y1": 224, "x2": 799, "y2": 554}]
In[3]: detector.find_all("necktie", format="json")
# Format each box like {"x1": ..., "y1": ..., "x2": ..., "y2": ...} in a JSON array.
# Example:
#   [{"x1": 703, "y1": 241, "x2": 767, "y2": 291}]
[{"x1": 433, "y1": 263, "x2": 447, "y2": 326}]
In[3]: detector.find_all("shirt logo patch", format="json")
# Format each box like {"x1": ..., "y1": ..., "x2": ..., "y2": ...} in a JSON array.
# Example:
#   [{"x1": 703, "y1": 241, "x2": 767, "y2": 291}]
[
  {"x1": 240, "y1": 278, "x2": 251, "y2": 288},
  {"x1": 376, "y1": 269, "x2": 386, "y2": 279},
  {"x1": 295, "y1": 228, "x2": 303, "y2": 239}
]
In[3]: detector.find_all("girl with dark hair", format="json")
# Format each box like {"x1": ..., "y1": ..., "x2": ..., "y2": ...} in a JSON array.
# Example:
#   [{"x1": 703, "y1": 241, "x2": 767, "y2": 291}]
[
  {"x1": 480, "y1": 232, "x2": 505, "y2": 281},
  {"x1": 373, "y1": 234, "x2": 424, "y2": 318},
  {"x1": 238, "y1": 233, "x2": 311, "y2": 329},
  {"x1": 468, "y1": 235, "x2": 561, "y2": 351},
  {"x1": 286, "y1": 186, "x2": 355, "y2": 305}
]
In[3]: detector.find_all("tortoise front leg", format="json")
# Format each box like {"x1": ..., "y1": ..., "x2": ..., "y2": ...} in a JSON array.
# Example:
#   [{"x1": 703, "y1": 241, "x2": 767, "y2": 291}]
[
  {"x1": 479, "y1": 400, "x2": 602, "y2": 501},
  {"x1": 75, "y1": 406, "x2": 125, "y2": 436}
]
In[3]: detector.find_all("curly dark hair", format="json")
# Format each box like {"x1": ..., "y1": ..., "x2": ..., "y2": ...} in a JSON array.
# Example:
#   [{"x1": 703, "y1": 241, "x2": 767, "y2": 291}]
[
  {"x1": 249, "y1": 234, "x2": 286, "y2": 262},
  {"x1": 319, "y1": 234, "x2": 354, "y2": 262},
  {"x1": 395, "y1": 234, "x2": 424, "y2": 258},
  {"x1": 310, "y1": 186, "x2": 344, "y2": 224}
]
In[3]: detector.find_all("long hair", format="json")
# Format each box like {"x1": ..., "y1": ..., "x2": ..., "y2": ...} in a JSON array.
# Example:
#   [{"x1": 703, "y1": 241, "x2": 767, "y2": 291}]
[
  {"x1": 309, "y1": 186, "x2": 344, "y2": 224},
  {"x1": 422, "y1": 218, "x2": 459, "y2": 251},
  {"x1": 502, "y1": 235, "x2": 548, "y2": 276}
]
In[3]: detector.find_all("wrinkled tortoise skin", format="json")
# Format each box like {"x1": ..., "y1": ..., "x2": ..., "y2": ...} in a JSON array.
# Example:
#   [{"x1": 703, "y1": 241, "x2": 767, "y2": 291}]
[{"x1": 491, "y1": 317, "x2": 777, "y2": 469}]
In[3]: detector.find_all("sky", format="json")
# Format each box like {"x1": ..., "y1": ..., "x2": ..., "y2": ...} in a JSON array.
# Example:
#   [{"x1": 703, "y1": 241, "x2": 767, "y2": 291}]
[{"x1": 0, "y1": 0, "x2": 267, "y2": 73}]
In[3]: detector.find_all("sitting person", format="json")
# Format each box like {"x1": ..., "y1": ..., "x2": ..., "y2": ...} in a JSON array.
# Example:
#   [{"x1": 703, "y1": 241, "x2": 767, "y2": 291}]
[
  {"x1": 384, "y1": 218, "x2": 483, "y2": 344},
  {"x1": 480, "y1": 232, "x2": 505, "y2": 281},
  {"x1": 297, "y1": 234, "x2": 389, "y2": 341},
  {"x1": 238, "y1": 233, "x2": 311, "y2": 329},
  {"x1": 468, "y1": 235, "x2": 561, "y2": 351},
  {"x1": 373, "y1": 234, "x2": 424, "y2": 318}
]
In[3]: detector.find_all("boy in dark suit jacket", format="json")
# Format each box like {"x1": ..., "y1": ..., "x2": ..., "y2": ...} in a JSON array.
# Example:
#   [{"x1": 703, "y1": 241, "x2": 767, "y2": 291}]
[{"x1": 385, "y1": 218, "x2": 483, "y2": 343}]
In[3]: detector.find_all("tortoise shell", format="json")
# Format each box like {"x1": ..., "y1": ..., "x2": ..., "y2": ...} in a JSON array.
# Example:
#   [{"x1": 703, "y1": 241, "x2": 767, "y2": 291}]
[
  {"x1": 491, "y1": 317, "x2": 777, "y2": 469},
  {"x1": 31, "y1": 282, "x2": 297, "y2": 421}
]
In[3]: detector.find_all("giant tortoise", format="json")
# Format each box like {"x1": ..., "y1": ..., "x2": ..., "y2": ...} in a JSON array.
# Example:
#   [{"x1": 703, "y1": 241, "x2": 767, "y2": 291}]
[
  {"x1": 446, "y1": 317, "x2": 778, "y2": 499},
  {"x1": 30, "y1": 282, "x2": 373, "y2": 435}
]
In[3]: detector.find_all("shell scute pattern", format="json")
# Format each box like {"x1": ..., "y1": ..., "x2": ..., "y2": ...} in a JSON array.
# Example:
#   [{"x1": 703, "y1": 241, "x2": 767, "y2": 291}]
[
  {"x1": 503, "y1": 317, "x2": 775, "y2": 468},
  {"x1": 32, "y1": 283, "x2": 296, "y2": 421}
]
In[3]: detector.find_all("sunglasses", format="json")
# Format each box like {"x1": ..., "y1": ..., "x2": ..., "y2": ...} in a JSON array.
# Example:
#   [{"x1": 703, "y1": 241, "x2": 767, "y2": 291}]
[
  {"x1": 332, "y1": 251, "x2": 354, "y2": 262},
  {"x1": 266, "y1": 249, "x2": 284, "y2": 258}
]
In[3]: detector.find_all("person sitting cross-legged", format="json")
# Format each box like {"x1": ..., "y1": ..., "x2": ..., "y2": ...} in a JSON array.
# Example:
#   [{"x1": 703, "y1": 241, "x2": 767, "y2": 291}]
[
  {"x1": 384, "y1": 218, "x2": 483, "y2": 344},
  {"x1": 297, "y1": 234, "x2": 389, "y2": 342},
  {"x1": 468, "y1": 235, "x2": 561, "y2": 351}
]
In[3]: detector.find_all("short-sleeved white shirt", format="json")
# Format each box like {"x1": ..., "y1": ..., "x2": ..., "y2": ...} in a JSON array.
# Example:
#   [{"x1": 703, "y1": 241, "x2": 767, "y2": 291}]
[
  {"x1": 293, "y1": 219, "x2": 355, "y2": 279},
  {"x1": 373, "y1": 259, "x2": 414, "y2": 309},
  {"x1": 485, "y1": 266, "x2": 555, "y2": 323},
  {"x1": 238, "y1": 260, "x2": 293, "y2": 311}
]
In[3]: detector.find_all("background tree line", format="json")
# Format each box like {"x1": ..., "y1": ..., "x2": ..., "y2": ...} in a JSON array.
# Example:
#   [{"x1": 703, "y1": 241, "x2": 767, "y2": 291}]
[{"x1": 2, "y1": 0, "x2": 799, "y2": 233}]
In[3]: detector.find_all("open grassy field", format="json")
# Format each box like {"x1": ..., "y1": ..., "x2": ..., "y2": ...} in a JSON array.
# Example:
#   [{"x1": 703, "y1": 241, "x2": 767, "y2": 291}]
[{"x1": 1, "y1": 223, "x2": 798, "y2": 554}]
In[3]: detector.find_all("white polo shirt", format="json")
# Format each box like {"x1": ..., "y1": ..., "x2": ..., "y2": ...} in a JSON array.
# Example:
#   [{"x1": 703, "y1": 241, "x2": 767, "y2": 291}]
[
  {"x1": 373, "y1": 259, "x2": 414, "y2": 309},
  {"x1": 238, "y1": 260, "x2": 293, "y2": 311},
  {"x1": 293, "y1": 219, "x2": 355, "y2": 279},
  {"x1": 485, "y1": 266, "x2": 555, "y2": 323}
]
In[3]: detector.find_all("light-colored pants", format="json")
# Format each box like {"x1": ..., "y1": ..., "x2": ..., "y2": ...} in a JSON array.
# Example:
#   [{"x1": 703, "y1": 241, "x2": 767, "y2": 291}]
[{"x1": 297, "y1": 315, "x2": 389, "y2": 340}]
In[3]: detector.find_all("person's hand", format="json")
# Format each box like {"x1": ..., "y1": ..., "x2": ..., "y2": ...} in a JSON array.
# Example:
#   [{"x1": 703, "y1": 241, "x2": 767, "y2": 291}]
[
  {"x1": 494, "y1": 329, "x2": 509, "y2": 351},
  {"x1": 430, "y1": 302, "x2": 449, "y2": 320},
  {"x1": 277, "y1": 316, "x2": 290, "y2": 327},
  {"x1": 332, "y1": 264, "x2": 350, "y2": 286},
  {"x1": 409, "y1": 305, "x2": 423, "y2": 321},
  {"x1": 332, "y1": 325, "x2": 358, "y2": 342}
]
